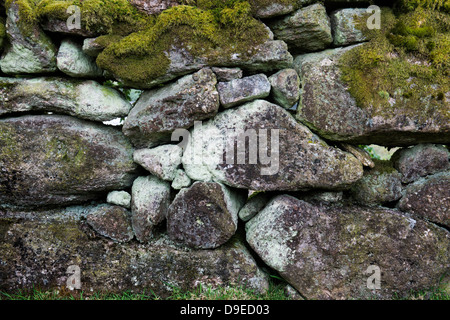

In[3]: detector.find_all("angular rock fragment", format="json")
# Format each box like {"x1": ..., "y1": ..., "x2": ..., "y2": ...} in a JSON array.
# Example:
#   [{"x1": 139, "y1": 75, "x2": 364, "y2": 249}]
[
  {"x1": 107, "y1": 191, "x2": 132, "y2": 209},
  {"x1": 238, "y1": 192, "x2": 270, "y2": 222},
  {"x1": 268, "y1": 68, "x2": 301, "y2": 109},
  {"x1": 211, "y1": 67, "x2": 243, "y2": 82},
  {"x1": 330, "y1": 8, "x2": 371, "y2": 46},
  {"x1": 133, "y1": 145, "x2": 183, "y2": 181},
  {"x1": 217, "y1": 74, "x2": 271, "y2": 108},
  {"x1": 57, "y1": 38, "x2": 103, "y2": 78},
  {"x1": 171, "y1": 169, "x2": 192, "y2": 190}
]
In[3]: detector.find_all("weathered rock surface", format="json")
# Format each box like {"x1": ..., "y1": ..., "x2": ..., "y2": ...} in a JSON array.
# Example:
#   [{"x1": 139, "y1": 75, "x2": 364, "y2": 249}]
[
  {"x1": 211, "y1": 67, "x2": 243, "y2": 82},
  {"x1": 246, "y1": 195, "x2": 450, "y2": 299},
  {"x1": 182, "y1": 100, "x2": 364, "y2": 191},
  {"x1": 57, "y1": 38, "x2": 103, "y2": 78},
  {"x1": 40, "y1": 18, "x2": 98, "y2": 37},
  {"x1": 268, "y1": 68, "x2": 301, "y2": 109},
  {"x1": 398, "y1": 171, "x2": 450, "y2": 228},
  {"x1": 171, "y1": 169, "x2": 192, "y2": 190},
  {"x1": 82, "y1": 38, "x2": 104, "y2": 57},
  {"x1": 0, "y1": 77, "x2": 132, "y2": 122},
  {"x1": 0, "y1": 210, "x2": 269, "y2": 296},
  {"x1": 238, "y1": 192, "x2": 270, "y2": 222},
  {"x1": 129, "y1": 0, "x2": 180, "y2": 15},
  {"x1": 0, "y1": 115, "x2": 137, "y2": 207},
  {"x1": 268, "y1": 4, "x2": 333, "y2": 53},
  {"x1": 392, "y1": 144, "x2": 450, "y2": 183},
  {"x1": 123, "y1": 68, "x2": 219, "y2": 148},
  {"x1": 131, "y1": 176, "x2": 171, "y2": 243},
  {"x1": 1, "y1": 2, "x2": 57, "y2": 74},
  {"x1": 330, "y1": 8, "x2": 370, "y2": 46},
  {"x1": 250, "y1": 0, "x2": 314, "y2": 18},
  {"x1": 350, "y1": 160, "x2": 402, "y2": 205},
  {"x1": 294, "y1": 46, "x2": 450, "y2": 146},
  {"x1": 339, "y1": 143, "x2": 375, "y2": 168},
  {"x1": 133, "y1": 145, "x2": 183, "y2": 181},
  {"x1": 106, "y1": 191, "x2": 132, "y2": 209},
  {"x1": 217, "y1": 74, "x2": 271, "y2": 108},
  {"x1": 167, "y1": 182, "x2": 246, "y2": 249},
  {"x1": 85, "y1": 204, "x2": 134, "y2": 243}
]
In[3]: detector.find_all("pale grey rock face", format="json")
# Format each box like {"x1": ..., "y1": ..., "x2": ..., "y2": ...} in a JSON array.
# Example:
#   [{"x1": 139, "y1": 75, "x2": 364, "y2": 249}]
[
  {"x1": 123, "y1": 68, "x2": 220, "y2": 148},
  {"x1": 129, "y1": 0, "x2": 181, "y2": 15},
  {"x1": 251, "y1": 0, "x2": 315, "y2": 19},
  {"x1": 398, "y1": 171, "x2": 450, "y2": 228},
  {"x1": 246, "y1": 195, "x2": 450, "y2": 300},
  {"x1": 131, "y1": 176, "x2": 171, "y2": 243},
  {"x1": 392, "y1": 144, "x2": 450, "y2": 183},
  {"x1": 268, "y1": 68, "x2": 301, "y2": 109},
  {"x1": 217, "y1": 74, "x2": 271, "y2": 108},
  {"x1": 238, "y1": 192, "x2": 270, "y2": 222},
  {"x1": 182, "y1": 100, "x2": 363, "y2": 191},
  {"x1": 57, "y1": 38, "x2": 103, "y2": 78},
  {"x1": 82, "y1": 38, "x2": 104, "y2": 57},
  {"x1": 0, "y1": 77, "x2": 132, "y2": 122},
  {"x1": 268, "y1": 4, "x2": 333, "y2": 53},
  {"x1": 0, "y1": 115, "x2": 137, "y2": 208},
  {"x1": 211, "y1": 67, "x2": 243, "y2": 82},
  {"x1": 167, "y1": 181, "x2": 246, "y2": 249},
  {"x1": 171, "y1": 169, "x2": 192, "y2": 190},
  {"x1": 107, "y1": 191, "x2": 132, "y2": 209},
  {"x1": 330, "y1": 8, "x2": 370, "y2": 46},
  {"x1": 133, "y1": 145, "x2": 183, "y2": 181},
  {"x1": 1, "y1": 2, "x2": 57, "y2": 74}
]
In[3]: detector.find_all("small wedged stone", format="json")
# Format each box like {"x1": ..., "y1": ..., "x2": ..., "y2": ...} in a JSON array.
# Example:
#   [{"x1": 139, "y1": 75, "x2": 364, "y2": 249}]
[
  {"x1": 106, "y1": 191, "x2": 132, "y2": 209},
  {"x1": 211, "y1": 67, "x2": 243, "y2": 82},
  {"x1": 57, "y1": 38, "x2": 103, "y2": 78},
  {"x1": 171, "y1": 169, "x2": 192, "y2": 190},
  {"x1": 133, "y1": 145, "x2": 183, "y2": 181},
  {"x1": 330, "y1": 8, "x2": 371, "y2": 46},
  {"x1": 217, "y1": 74, "x2": 271, "y2": 108},
  {"x1": 268, "y1": 68, "x2": 301, "y2": 109},
  {"x1": 82, "y1": 38, "x2": 105, "y2": 57},
  {"x1": 238, "y1": 192, "x2": 270, "y2": 222}
]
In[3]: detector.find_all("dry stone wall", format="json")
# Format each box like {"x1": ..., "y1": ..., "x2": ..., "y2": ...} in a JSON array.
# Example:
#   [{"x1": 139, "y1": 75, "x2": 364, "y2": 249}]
[{"x1": 0, "y1": 0, "x2": 449, "y2": 299}]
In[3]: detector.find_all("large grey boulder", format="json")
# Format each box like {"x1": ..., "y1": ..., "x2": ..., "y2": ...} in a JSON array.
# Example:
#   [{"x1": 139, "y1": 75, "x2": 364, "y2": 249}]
[
  {"x1": 398, "y1": 171, "x2": 450, "y2": 228},
  {"x1": 123, "y1": 68, "x2": 220, "y2": 148},
  {"x1": 294, "y1": 46, "x2": 450, "y2": 146},
  {"x1": 57, "y1": 38, "x2": 103, "y2": 78},
  {"x1": 0, "y1": 77, "x2": 132, "y2": 122},
  {"x1": 217, "y1": 74, "x2": 271, "y2": 109},
  {"x1": 330, "y1": 8, "x2": 371, "y2": 46},
  {"x1": 1, "y1": 1, "x2": 57, "y2": 74},
  {"x1": 268, "y1": 4, "x2": 333, "y2": 53},
  {"x1": 246, "y1": 195, "x2": 450, "y2": 300},
  {"x1": 392, "y1": 144, "x2": 450, "y2": 184},
  {"x1": 0, "y1": 115, "x2": 137, "y2": 207},
  {"x1": 167, "y1": 181, "x2": 246, "y2": 249},
  {"x1": 131, "y1": 176, "x2": 171, "y2": 243},
  {"x1": 0, "y1": 208, "x2": 269, "y2": 297},
  {"x1": 182, "y1": 100, "x2": 363, "y2": 191},
  {"x1": 133, "y1": 145, "x2": 183, "y2": 181}
]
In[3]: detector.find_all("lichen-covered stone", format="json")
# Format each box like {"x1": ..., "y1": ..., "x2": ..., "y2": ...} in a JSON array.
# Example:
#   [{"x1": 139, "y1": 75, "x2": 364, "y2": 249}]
[
  {"x1": 57, "y1": 38, "x2": 103, "y2": 78},
  {"x1": 85, "y1": 204, "x2": 134, "y2": 243},
  {"x1": 392, "y1": 144, "x2": 450, "y2": 183},
  {"x1": 268, "y1": 3, "x2": 333, "y2": 53},
  {"x1": 107, "y1": 191, "x2": 132, "y2": 209},
  {"x1": 0, "y1": 77, "x2": 132, "y2": 122},
  {"x1": 249, "y1": 0, "x2": 313, "y2": 18},
  {"x1": 1, "y1": 1, "x2": 57, "y2": 74},
  {"x1": 211, "y1": 67, "x2": 243, "y2": 82},
  {"x1": 350, "y1": 160, "x2": 403, "y2": 205},
  {"x1": 330, "y1": 8, "x2": 371, "y2": 46},
  {"x1": 133, "y1": 145, "x2": 183, "y2": 181},
  {"x1": 131, "y1": 176, "x2": 171, "y2": 243},
  {"x1": 129, "y1": 0, "x2": 181, "y2": 15},
  {"x1": 171, "y1": 169, "x2": 192, "y2": 190},
  {"x1": 246, "y1": 194, "x2": 450, "y2": 300},
  {"x1": 268, "y1": 68, "x2": 301, "y2": 109},
  {"x1": 123, "y1": 68, "x2": 219, "y2": 148},
  {"x1": 82, "y1": 38, "x2": 105, "y2": 57},
  {"x1": 340, "y1": 143, "x2": 375, "y2": 168},
  {"x1": 0, "y1": 210, "x2": 269, "y2": 296},
  {"x1": 294, "y1": 46, "x2": 450, "y2": 146},
  {"x1": 238, "y1": 192, "x2": 269, "y2": 222},
  {"x1": 182, "y1": 100, "x2": 364, "y2": 191},
  {"x1": 167, "y1": 181, "x2": 246, "y2": 249},
  {"x1": 217, "y1": 74, "x2": 271, "y2": 108},
  {"x1": 398, "y1": 171, "x2": 450, "y2": 228},
  {"x1": 0, "y1": 115, "x2": 137, "y2": 207}
]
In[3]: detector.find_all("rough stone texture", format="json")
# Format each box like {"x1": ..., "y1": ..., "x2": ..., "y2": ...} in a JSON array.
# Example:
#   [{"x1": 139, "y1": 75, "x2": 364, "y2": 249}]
[
  {"x1": 171, "y1": 169, "x2": 192, "y2": 190},
  {"x1": 217, "y1": 74, "x2": 271, "y2": 108},
  {"x1": 398, "y1": 171, "x2": 450, "y2": 228},
  {"x1": 340, "y1": 143, "x2": 375, "y2": 168},
  {"x1": 391, "y1": 144, "x2": 450, "y2": 184},
  {"x1": 268, "y1": 68, "x2": 301, "y2": 109},
  {"x1": 106, "y1": 191, "x2": 132, "y2": 209},
  {"x1": 211, "y1": 67, "x2": 243, "y2": 82},
  {"x1": 131, "y1": 176, "x2": 171, "y2": 243},
  {"x1": 85, "y1": 204, "x2": 134, "y2": 243},
  {"x1": 0, "y1": 210, "x2": 269, "y2": 296},
  {"x1": 246, "y1": 195, "x2": 450, "y2": 300},
  {"x1": 330, "y1": 8, "x2": 370, "y2": 46},
  {"x1": 294, "y1": 46, "x2": 450, "y2": 146},
  {"x1": 82, "y1": 38, "x2": 104, "y2": 58},
  {"x1": 182, "y1": 100, "x2": 364, "y2": 191},
  {"x1": 268, "y1": 4, "x2": 333, "y2": 53},
  {"x1": 297, "y1": 190, "x2": 344, "y2": 203},
  {"x1": 111, "y1": 40, "x2": 293, "y2": 89},
  {"x1": 350, "y1": 160, "x2": 403, "y2": 205},
  {"x1": 133, "y1": 145, "x2": 183, "y2": 181},
  {"x1": 250, "y1": 0, "x2": 314, "y2": 18},
  {"x1": 40, "y1": 18, "x2": 98, "y2": 37},
  {"x1": 167, "y1": 182, "x2": 246, "y2": 249},
  {"x1": 57, "y1": 39, "x2": 103, "y2": 78},
  {"x1": 238, "y1": 192, "x2": 270, "y2": 222},
  {"x1": 0, "y1": 77, "x2": 132, "y2": 122},
  {"x1": 1, "y1": 2, "x2": 57, "y2": 74},
  {"x1": 123, "y1": 68, "x2": 219, "y2": 148},
  {"x1": 129, "y1": 0, "x2": 180, "y2": 15},
  {"x1": 0, "y1": 115, "x2": 137, "y2": 207}
]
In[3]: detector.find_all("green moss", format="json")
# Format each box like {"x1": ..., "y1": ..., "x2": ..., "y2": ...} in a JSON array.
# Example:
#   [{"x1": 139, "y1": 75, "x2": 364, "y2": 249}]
[
  {"x1": 4, "y1": 0, "x2": 39, "y2": 36},
  {"x1": 339, "y1": 7, "x2": 449, "y2": 121},
  {"x1": 396, "y1": 0, "x2": 450, "y2": 13},
  {"x1": 0, "y1": 18, "x2": 6, "y2": 39}
]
